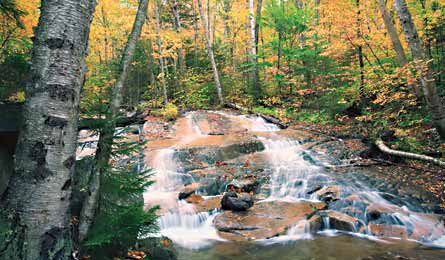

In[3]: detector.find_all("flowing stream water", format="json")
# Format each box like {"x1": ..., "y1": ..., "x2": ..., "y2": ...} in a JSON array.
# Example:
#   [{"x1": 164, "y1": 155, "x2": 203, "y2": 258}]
[{"x1": 143, "y1": 111, "x2": 445, "y2": 259}]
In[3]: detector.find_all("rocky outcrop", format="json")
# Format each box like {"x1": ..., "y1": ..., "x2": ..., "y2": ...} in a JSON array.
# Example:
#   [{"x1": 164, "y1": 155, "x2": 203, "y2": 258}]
[
  {"x1": 221, "y1": 192, "x2": 254, "y2": 211},
  {"x1": 214, "y1": 200, "x2": 324, "y2": 241},
  {"x1": 174, "y1": 134, "x2": 265, "y2": 171}
]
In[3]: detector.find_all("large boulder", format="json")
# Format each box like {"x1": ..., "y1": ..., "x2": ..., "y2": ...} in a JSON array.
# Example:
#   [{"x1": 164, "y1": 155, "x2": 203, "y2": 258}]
[
  {"x1": 221, "y1": 192, "x2": 254, "y2": 211},
  {"x1": 214, "y1": 200, "x2": 325, "y2": 241}
]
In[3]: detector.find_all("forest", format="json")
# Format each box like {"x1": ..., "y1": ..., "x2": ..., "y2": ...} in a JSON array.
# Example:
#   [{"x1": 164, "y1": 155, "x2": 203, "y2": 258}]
[{"x1": 0, "y1": 0, "x2": 445, "y2": 259}]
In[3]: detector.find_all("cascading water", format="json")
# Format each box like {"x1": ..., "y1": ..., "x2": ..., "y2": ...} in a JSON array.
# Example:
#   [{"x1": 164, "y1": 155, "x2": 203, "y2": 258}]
[
  {"x1": 143, "y1": 112, "x2": 223, "y2": 249},
  {"x1": 143, "y1": 110, "x2": 445, "y2": 254}
]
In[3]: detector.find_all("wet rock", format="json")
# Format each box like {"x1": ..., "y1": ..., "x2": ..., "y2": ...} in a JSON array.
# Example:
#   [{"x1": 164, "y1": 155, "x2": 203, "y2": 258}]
[
  {"x1": 365, "y1": 203, "x2": 407, "y2": 223},
  {"x1": 214, "y1": 200, "x2": 324, "y2": 240},
  {"x1": 307, "y1": 215, "x2": 323, "y2": 233},
  {"x1": 195, "y1": 195, "x2": 222, "y2": 212},
  {"x1": 221, "y1": 192, "x2": 254, "y2": 211},
  {"x1": 319, "y1": 210, "x2": 361, "y2": 232},
  {"x1": 175, "y1": 134, "x2": 265, "y2": 171},
  {"x1": 367, "y1": 223, "x2": 408, "y2": 239},
  {"x1": 315, "y1": 186, "x2": 341, "y2": 204},
  {"x1": 226, "y1": 175, "x2": 258, "y2": 193},
  {"x1": 178, "y1": 183, "x2": 200, "y2": 200},
  {"x1": 137, "y1": 236, "x2": 178, "y2": 260},
  {"x1": 185, "y1": 194, "x2": 204, "y2": 204},
  {"x1": 307, "y1": 185, "x2": 322, "y2": 195},
  {"x1": 409, "y1": 213, "x2": 445, "y2": 241}
]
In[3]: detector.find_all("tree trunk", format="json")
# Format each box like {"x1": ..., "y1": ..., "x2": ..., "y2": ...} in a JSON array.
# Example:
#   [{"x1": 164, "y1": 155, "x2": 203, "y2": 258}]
[
  {"x1": 394, "y1": 0, "x2": 445, "y2": 140},
  {"x1": 196, "y1": 0, "x2": 224, "y2": 105},
  {"x1": 154, "y1": 0, "x2": 169, "y2": 106},
  {"x1": 377, "y1": 0, "x2": 408, "y2": 66},
  {"x1": 0, "y1": 0, "x2": 97, "y2": 259},
  {"x1": 356, "y1": 0, "x2": 365, "y2": 96},
  {"x1": 248, "y1": 0, "x2": 260, "y2": 101},
  {"x1": 255, "y1": 0, "x2": 263, "y2": 54},
  {"x1": 170, "y1": 0, "x2": 184, "y2": 75},
  {"x1": 78, "y1": 0, "x2": 149, "y2": 242},
  {"x1": 222, "y1": 0, "x2": 231, "y2": 50}
]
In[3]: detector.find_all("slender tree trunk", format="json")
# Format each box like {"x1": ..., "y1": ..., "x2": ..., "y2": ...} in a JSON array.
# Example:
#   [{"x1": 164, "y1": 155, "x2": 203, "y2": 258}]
[
  {"x1": 377, "y1": 0, "x2": 422, "y2": 97},
  {"x1": 394, "y1": 0, "x2": 445, "y2": 140},
  {"x1": 377, "y1": 0, "x2": 408, "y2": 65},
  {"x1": 154, "y1": 0, "x2": 169, "y2": 106},
  {"x1": 223, "y1": 0, "x2": 231, "y2": 50},
  {"x1": 356, "y1": 0, "x2": 365, "y2": 96},
  {"x1": 255, "y1": 0, "x2": 263, "y2": 54},
  {"x1": 196, "y1": 0, "x2": 224, "y2": 105},
  {"x1": 0, "y1": 0, "x2": 97, "y2": 259},
  {"x1": 249, "y1": 0, "x2": 260, "y2": 101},
  {"x1": 170, "y1": 0, "x2": 184, "y2": 75},
  {"x1": 193, "y1": 3, "x2": 200, "y2": 67},
  {"x1": 78, "y1": 0, "x2": 149, "y2": 242}
]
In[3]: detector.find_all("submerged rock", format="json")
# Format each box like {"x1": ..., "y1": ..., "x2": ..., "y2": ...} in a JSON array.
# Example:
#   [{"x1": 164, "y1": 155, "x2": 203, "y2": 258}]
[
  {"x1": 368, "y1": 223, "x2": 408, "y2": 239},
  {"x1": 221, "y1": 192, "x2": 254, "y2": 211},
  {"x1": 214, "y1": 200, "x2": 324, "y2": 241}
]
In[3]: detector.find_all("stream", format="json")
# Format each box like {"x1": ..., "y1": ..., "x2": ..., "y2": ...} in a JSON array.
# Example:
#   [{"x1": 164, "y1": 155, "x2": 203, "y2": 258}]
[{"x1": 141, "y1": 111, "x2": 445, "y2": 259}]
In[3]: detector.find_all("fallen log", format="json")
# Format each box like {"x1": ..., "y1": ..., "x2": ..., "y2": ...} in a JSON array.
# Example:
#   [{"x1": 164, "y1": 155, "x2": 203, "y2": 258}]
[
  {"x1": 375, "y1": 138, "x2": 445, "y2": 167},
  {"x1": 225, "y1": 103, "x2": 288, "y2": 129}
]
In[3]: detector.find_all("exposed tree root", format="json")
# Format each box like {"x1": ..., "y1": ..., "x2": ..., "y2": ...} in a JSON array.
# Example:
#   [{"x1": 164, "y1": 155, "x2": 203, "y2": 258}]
[{"x1": 375, "y1": 139, "x2": 445, "y2": 167}]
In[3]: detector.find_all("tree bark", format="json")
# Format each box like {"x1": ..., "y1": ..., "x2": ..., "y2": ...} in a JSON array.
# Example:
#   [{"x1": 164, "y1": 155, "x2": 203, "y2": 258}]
[
  {"x1": 0, "y1": 0, "x2": 97, "y2": 259},
  {"x1": 248, "y1": 0, "x2": 260, "y2": 101},
  {"x1": 154, "y1": 0, "x2": 169, "y2": 106},
  {"x1": 196, "y1": 0, "x2": 224, "y2": 105},
  {"x1": 377, "y1": 0, "x2": 408, "y2": 66},
  {"x1": 356, "y1": 0, "x2": 365, "y2": 96},
  {"x1": 170, "y1": 0, "x2": 185, "y2": 75},
  {"x1": 376, "y1": 139, "x2": 445, "y2": 167},
  {"x1": 394, "y1": 0, "x2": 445, "y2": 140},
  {"x1": 78, "y1": 0, "x2": 149, "y2": 242}
]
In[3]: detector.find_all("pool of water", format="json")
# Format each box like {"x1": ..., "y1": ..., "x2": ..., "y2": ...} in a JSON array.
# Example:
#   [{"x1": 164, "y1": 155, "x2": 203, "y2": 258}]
[{"x1": 177, "y1": 235, "x2": 445, "y2": 260}]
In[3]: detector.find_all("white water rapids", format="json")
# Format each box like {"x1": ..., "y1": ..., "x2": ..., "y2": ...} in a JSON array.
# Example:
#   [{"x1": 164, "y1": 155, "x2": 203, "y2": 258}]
[{"x1": 142, "y1": 111, "x2": 445, "y2": 250}]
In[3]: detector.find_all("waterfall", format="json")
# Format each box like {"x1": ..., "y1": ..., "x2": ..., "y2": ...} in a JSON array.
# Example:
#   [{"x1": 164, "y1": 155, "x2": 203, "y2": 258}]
[{"x1": 143, "y1": 111, "x2": 445, "y2": 250}]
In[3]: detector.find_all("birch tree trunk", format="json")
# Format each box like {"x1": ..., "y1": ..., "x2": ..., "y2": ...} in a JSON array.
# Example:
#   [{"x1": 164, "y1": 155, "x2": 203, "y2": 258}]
[
  {"x1": 394, "y1": 0, "x2": 445, "y2": 140},
  {"x1": 197, "y1": 0, "x2": 224, "y2": 105},
  {"x1": 154, "y1": 0, "x2": 169, "y2": 106},
  {"x1": 78, "y1": 0, "x2": 149, "y2": 242},
  {"x1": 248, "y1": 0, "x2": 260, "y2": 101},
  {"x1": 0, "y1": 0, "x2": 97, "y2": 259},
  {"x1": 170, "y1": 0, "x2": 184, "y2": 75},
  {"x1": 377, "y1": 0, "x2": 408, "y2": 66}
]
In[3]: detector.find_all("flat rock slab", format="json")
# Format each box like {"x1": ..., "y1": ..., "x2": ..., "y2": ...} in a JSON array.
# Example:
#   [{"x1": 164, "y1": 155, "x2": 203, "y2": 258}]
[{"x1": 213, "y1": 200, "x2": 325, "y2": 241}]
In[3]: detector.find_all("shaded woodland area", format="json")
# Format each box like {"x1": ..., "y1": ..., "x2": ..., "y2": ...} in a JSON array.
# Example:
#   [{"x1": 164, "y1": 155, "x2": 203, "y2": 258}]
[{"x1": 0, "y1": 0, "x2": 445, "y2": 259}]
